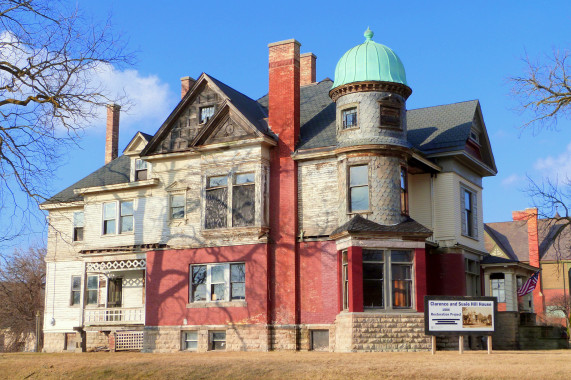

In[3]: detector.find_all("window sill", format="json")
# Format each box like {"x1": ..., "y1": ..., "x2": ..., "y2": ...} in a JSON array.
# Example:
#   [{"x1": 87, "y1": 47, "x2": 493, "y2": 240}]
[
  {"x1": 202, "y1": 226, "x2": 269, "y2": 239},
  {"x1": 101, "y1": 232, "x2": 135, "y2": 238},
  {"x1": 347, "y1": 211, "x2": 372, "y2": 216},
  {"x1": 461, "y1": 233, "x2": 479, "y2": 241},
  {"x1": 340, "y1": 126, "x2": 359, "y2": 132},
  {"x1": 186, "y1": 300, "x2": 247, "y2": 309}
]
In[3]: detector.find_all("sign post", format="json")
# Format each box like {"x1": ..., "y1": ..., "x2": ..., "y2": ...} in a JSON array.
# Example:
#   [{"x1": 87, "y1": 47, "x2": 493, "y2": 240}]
[{"x1": 424, "y1": 296, "x2": 497, "y2": 354}]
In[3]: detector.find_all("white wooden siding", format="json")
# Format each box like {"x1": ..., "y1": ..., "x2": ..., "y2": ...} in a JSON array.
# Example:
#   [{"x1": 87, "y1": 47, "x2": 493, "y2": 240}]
[
  {"x1": 408, "y1": 173, "x2": 433, "y2": 231},
  {"x1": 298, "y1": 158, "x2": 338, "y2": 236},
  {"x1": 43, "y1": 261, "x2": 83, "y2": 333}
]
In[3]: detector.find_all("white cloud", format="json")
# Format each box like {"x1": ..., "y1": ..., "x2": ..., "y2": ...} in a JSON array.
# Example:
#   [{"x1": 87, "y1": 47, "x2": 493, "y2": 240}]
[
  {"x1": 91, "y1": 64, "x2": 176, "y2": 132},
  {"x1": 533, "y1": 142, "x2": 571, "y2": 182},
  {"x1": 501, "y1": 173, "x2": 525, "y2": 188}
]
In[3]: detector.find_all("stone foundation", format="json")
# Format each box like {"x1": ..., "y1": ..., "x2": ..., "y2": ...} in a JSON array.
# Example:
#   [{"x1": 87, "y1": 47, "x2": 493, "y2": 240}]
[
  {"x1": 144, "y1": 324, "x2": 270, "y2": 353},
  {"x1": 43, "y1": 333, "x2": 66, "y2": 353},
  {"x1": 335, "y1": 312, "x2": 431, "y2": 352}
]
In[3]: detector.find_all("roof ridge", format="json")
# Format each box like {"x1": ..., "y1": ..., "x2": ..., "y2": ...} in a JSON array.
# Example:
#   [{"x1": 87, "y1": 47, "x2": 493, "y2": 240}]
[{"x1": 408, "y1": 99, "x2": 478, "y2": 112}]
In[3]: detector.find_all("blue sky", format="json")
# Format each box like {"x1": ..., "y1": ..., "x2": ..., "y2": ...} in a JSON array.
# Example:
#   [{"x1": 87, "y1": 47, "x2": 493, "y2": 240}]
[{"x1": 8, "y1": 0, "x2": 571, "y2": 248}]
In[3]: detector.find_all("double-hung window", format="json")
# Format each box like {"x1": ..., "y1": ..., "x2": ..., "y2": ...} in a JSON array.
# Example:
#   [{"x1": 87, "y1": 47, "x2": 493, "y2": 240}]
[
  {"x1": 199, "y1": 106, "x2": 215, "y2": 124},
  {"x1": 190, "y1": 263, "x2": 246, "y2": 303},
  {"x1": 86, "y1": 275, "x2": 98, "y2": 305},
  {"x1": 461, "y1": 187, "x2": 477, "y2": 238},
  {"x1": 491, "y1": 273, "x2": 505, "y2": 303},
  {"x1": 232, "y1": 173, "x2": 255, "y2": 227},
  {"x1": 349, "y1": 165, "x2": 369, "y2": 212},
  {"x1": 135, "y1": 159, "x2": 148, "y2": 181},
  {"x1": 465, "y1": 258, "x2": 480, "y2": 296},
  {"x1": 205, "y1": 176, "x2": 228, "y2": 229},
  {"x1": 170, "y1": 194, "x2": 186, "y2": 220},
  {"x1": 362, "y1": 249, "x2": 414, "y2": 310},
  {"x1": 103, "y1": 201, "x2": 134, "y2": 234},
  {"x1": 73, "y1": 211, "x2": 84, "y2": 242},
  {"x1": 70, "y1": 276, "x2": 81, "y2": 306}
]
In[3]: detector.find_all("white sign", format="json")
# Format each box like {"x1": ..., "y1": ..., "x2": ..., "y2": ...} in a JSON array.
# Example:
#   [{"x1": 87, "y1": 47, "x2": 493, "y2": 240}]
[{"x1": 427, "y1": 299, "x2": 494, "y2": 333}]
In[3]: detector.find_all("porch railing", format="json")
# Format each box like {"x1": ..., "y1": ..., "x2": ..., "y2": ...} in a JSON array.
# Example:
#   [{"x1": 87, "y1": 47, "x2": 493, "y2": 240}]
[{"x1": 84, "y1": 307, "x2": 145, "y2": 326}]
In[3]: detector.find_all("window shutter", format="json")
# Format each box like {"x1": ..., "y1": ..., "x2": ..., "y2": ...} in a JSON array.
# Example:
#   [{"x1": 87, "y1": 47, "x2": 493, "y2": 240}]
[
  {"x1": 472, "y1": 192, "x2": 478, "y2": 239},
  {"x1": 460, "y1": 188, "x2": 467, "y2": 235}
]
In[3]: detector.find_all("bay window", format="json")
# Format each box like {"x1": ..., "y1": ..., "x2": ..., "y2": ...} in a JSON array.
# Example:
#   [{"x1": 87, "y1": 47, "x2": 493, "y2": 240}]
[
  {"x1": 205, "y1": 175, "x2": 228, "y2": 229},
  {"x1": 491, "y1": 273, "x2": 505, "y2": 303},
  {"x1": 205, "y1": 172, "x2": 256, "y2": 229},
  {"x1": 190, "y1": 263, "x2": 246, "y2": 303},
  {"x1": 362, "y1": 249, "x2": 414, "y2": 310}
]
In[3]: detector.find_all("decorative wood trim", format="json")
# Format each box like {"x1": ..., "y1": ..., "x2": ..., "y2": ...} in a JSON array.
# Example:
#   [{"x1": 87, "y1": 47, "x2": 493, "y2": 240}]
[{"x1": 329, "y1": 81, "x2": 412, "y2": 102}]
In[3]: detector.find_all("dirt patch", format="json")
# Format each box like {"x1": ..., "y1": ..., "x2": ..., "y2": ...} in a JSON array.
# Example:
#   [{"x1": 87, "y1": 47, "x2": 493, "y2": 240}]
[{"x1": 1, "y1": 350, "x2": 569, "y2": 380}]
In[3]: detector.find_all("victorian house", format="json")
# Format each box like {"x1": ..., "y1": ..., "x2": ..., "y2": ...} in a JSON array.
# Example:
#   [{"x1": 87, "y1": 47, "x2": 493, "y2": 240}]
[{"x1": 41, "y1": 29, "x2": 499, "y2": 352}]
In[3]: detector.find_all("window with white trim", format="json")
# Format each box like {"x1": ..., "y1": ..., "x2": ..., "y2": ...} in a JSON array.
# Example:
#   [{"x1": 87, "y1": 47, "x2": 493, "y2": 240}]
[
  {"x1": 461, "y1": 187, "x2": 478, "y2": 238},
  {"x1": 182, "y1": 331, "x2": 198, "y2": 351},
  {"x1": 135, "y1": 159, "x2": 148, "y2": 181},
  {"x1": 490, "y1": 273, "x2": 505, "y2": 302},
  {"x1": 190, "y1": 263, "x2": 245, "y2": 303},
  {"x1": 86, "y1": 275, "x2": 98, "y2": 305},
  {"x1": 362, "y1": 249, "x2": 414, "y2": 309},
  {"x1": 342, "y1": 251, "x2": 349, "y2": 310},
  {"x1": 232, "y1": 173, "x2": 255, "y2": 227},
  {"x1": 205, "y1": 173, "x2": 256, "y2": 229},
  {"x1": 205, "y1": 175, "x2": 228, "y2": 229},
  {"x1": 349, "y1": 165, "x2": 369, "y2": 212},
  {"x1": 103, "y1": 201, "x2": 134, "y2": 235},
  {"x1": 70, "y1": 276, "x2": 81, "y2": 306},
  {"x1": 73, "y1": 211, "x2": 84, "y2": 242},
  {"x1": 170, "y1": 194, "x2": 186, "y2": 220}
]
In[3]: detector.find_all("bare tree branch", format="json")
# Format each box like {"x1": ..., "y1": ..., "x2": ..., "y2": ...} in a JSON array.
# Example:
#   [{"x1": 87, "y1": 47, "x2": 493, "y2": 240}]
[{"x1": 0, "y1": 0, "x2": 134, "y2": 243}]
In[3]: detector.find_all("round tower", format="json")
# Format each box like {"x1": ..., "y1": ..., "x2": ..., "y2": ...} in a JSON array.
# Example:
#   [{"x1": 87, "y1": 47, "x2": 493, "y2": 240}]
[{"x1": 331, "y1": 28, "x2": 412, "y2": 226}]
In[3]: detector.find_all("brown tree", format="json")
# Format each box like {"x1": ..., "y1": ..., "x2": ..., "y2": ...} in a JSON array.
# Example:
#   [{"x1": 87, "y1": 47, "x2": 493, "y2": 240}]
[
  {"x1": 0, "y1": 0, "x2": 132, "y2": 242},
  {"x1": 0, "y1": 245, "x2": 45, "y2": 352},
  {"x1": 512, "y1": 50, "x2": 571, "y2": 131}
]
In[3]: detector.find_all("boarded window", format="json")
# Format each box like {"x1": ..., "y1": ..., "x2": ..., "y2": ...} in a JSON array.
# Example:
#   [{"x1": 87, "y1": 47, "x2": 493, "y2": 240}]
[
  {"x1": 379, "y1": 97, "x2": 402, "y2": 127},
  {"x1": 310, "y1": 330, "x2": 329, "y2": 351},
  {"x1": 205, "y1": 176, "x2": 228, "y2": 229},
  {"x1": 232, "y1": 173, "x2": 255, "y2": 227}
]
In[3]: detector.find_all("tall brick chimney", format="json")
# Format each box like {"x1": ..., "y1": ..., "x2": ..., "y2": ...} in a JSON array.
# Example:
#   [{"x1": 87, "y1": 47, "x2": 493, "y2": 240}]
[
  {"x1": 512, "y1": 207, "x2": 544, "y2": 314},
  {"x1": 268, "y1": 39, "x2": 300, "y2": 329},
  {"x1": 300, "y1": 52, "x2": 316, "y2": 86},
  {"x1": 180, "y1": 76, "x2": 196, "y2": 99},
  {"x1": 105, "y1": 104, "x2": 120, "y2": 164}
]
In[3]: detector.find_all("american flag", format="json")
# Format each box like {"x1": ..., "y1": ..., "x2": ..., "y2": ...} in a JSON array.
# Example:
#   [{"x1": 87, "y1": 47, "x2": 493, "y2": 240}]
[{"x1": 517, "y1": 270, "x2": 540, "y2": 297}]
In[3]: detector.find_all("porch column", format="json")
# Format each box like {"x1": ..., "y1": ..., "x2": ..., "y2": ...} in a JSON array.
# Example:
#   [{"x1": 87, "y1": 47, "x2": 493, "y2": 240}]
[
  {"x1": 484, "y1": 272, "x2": 491, "y2": 296},
  {"x1": 347, "y1": 246, "x2": 363, "y2": 312},
  {"x1": 505, "y1": 272, "x2": 515, "y2": 311},
  {"x1": 414, "y1": 247, "x2": 427, "y2": 312}
]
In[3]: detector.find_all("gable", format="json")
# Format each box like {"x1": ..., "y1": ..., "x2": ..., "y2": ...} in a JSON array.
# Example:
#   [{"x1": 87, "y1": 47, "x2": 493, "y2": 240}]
[
  {"x1": 204, "y1": 114, "x2": 257, "y2": 144},
  {"x1": 123, "y1": 132, "x2": 152, "y2": 156},
  {"x1": 148, "y1": 81, "x2": 224, "y2": 154}
]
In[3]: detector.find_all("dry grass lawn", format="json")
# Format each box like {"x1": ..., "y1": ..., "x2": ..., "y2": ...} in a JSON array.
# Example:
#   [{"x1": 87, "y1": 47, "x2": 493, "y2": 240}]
[{"x1": 0, "y1": 350, "x2": 570, "y2": 379}]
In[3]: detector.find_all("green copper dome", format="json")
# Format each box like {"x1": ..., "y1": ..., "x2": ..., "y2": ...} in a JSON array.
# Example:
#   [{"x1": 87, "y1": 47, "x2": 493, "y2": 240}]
[{"x1": 332, "y1": 28, "x2": 408, "y2": 89}]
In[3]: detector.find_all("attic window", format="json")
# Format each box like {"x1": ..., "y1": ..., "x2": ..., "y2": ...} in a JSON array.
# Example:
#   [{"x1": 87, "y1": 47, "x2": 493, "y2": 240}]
[
  {"x1": 200, "y1": 106, "x2": 215, "y2": 124},
  {"x1": 469, "y1": 130, "x2": 480, "y2": 144},
  {"x1": 342, "y1": 108, "x2": 358, "y2": 129},
  {"x1": 135, "y1": 159, "x2": 148, "y2": 181}
]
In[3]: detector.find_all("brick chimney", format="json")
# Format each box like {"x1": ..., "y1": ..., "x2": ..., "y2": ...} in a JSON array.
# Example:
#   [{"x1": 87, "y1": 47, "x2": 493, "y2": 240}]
[
  {"x1": 105, "y1": 104, "x2": 120, "y2": 164},
  {"x1": 268, "y1": 39, "x2": 300, "y2": 328},
  {"x1": 180, "y1": 76, "x2": 196, "y2": 99},
  {"x1": 300, "y1": 52, "x2": 316, "y2": 86},
  {"x1": 512, "y1": 207, "x2": 544, "y2": 314}
]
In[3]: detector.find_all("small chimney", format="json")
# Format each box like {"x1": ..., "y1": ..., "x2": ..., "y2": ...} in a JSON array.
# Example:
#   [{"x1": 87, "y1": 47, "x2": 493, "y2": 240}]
[
  {"x1": 180, "y1": 76, "x2": 196, "y2": 99},
  {"x1": 105, "y1": 104, "x2": 120, "y2": 164},
  {"x1": 300, "y1": 52, "x2": 316, "y2": 86}
]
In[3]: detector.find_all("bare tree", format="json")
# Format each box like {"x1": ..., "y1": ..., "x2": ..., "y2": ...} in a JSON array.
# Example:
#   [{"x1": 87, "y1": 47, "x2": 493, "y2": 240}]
[
  {"x1": 512, "y1": 49, "x2": 571, "y2": 131},
  {"x1": 0, "y1": 0, "x2": 133, "y2": 242},
  {"x1": 546, "y1": 294, "x2": 571, "y2": 339},
  {"x1": 0, "y1": 245, "x2": 45, "y2": 352}
]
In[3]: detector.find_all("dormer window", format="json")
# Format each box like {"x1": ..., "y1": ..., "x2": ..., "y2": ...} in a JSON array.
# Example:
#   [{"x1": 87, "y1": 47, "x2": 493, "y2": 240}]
[
  {"x1": 135, "y1": 159, "x2": 148, "y2": 181},
  {"x1": 342, "y1": 108, "x2": 358, "y2": 129},
  {"x1": 199, "y1": 106, "x2": 215, "y2": 124}
]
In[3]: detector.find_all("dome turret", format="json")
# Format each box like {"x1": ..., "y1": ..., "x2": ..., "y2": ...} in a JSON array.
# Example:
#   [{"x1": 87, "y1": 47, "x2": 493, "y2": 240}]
[{"x1": 331, "y1": 28, "x2": 410, "y2": 98}]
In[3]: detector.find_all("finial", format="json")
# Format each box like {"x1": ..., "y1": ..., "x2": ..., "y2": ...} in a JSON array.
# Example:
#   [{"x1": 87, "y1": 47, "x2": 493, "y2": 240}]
[{"x1": 364, "y1": 27, "x2": 374, "y2": 41}]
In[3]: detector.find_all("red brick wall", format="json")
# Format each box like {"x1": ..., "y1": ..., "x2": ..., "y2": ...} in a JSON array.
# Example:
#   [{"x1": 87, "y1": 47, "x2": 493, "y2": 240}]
[
  {"x1": 427, "y1": 253, "x2": 466, "y2": 296},
  {"x1": 348, "y1": 246, "x2": 364, "y2": 312},
  {"x1": 300, "y1": 53, "x2": 316, "y2": 86},
  {"x1": 145, "y1": 244, "x2": 269, "y2": 326},
  {"x1": 268, "y1": 39, "x2": 300, "y2": 325},
  {"x1": 414, "y1": 247, "x2": 427, "y2": 312},
  {"x1": 105, "y1": 104, "x2": 120, "y2": 164},
  {"x1": 299, "y1": 240, "x2": 338, "y2": 324}
]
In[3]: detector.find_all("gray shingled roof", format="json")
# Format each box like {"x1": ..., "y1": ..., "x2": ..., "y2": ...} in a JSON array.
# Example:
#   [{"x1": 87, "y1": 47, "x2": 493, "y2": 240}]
[
  {"x1": 43, "y1": 155, "x2": 130, "y2": 204},
  {"x1": 407, "y1": 100, "x2": 478, "y2": 153},
  {"x1": 480, "y1": 255, "x2": 519, "y2": 265},
  {"x1": 330, "y1": 214, "x2": 432, "y2": 237},
  {"x1": 484, "y1": 219, "x2": 570, "y2": 262},
  {"x1": 208, "y1": 74, "x2": 269, "y2": 135}
]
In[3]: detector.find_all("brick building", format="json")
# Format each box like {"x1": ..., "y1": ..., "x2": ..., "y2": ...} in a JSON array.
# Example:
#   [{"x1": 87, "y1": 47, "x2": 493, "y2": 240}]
[{"x1": 41, "y1": 29, "x2": 502, "y2": 352}]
